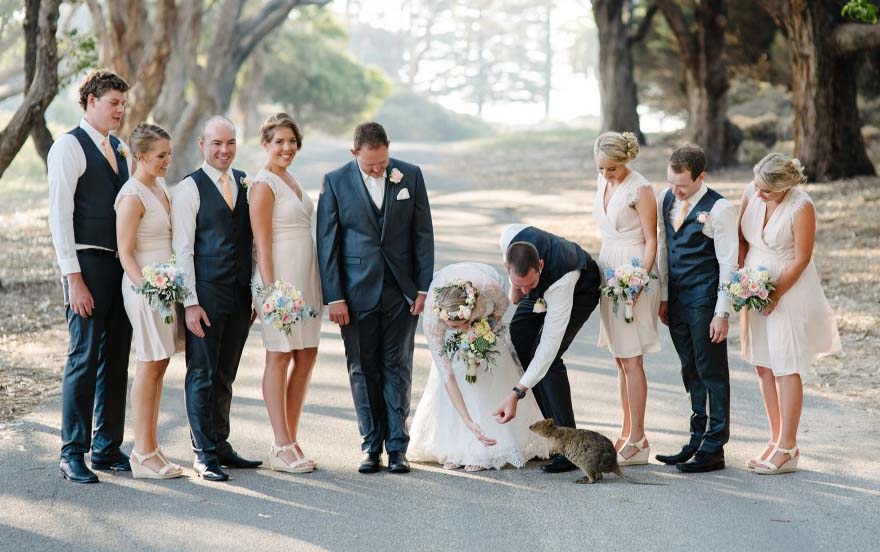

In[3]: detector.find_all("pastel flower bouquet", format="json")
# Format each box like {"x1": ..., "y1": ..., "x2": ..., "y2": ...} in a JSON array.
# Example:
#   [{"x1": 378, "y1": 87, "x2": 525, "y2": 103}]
[
  {"x1": 442, "y1": 317, "x2": 505, "y2": 384},
  {"x1": 721, "y1": 266, "x2": 776, "y2": 312},
  {"x1": 133, "y1": 257, "x2": 192, "y2": 324},
  {"x1": 600, "y1": 258, "x2": 656, "y2": 323},
  {"x1": 254, "y1": 280, "x2": 318, "y2": 335}
]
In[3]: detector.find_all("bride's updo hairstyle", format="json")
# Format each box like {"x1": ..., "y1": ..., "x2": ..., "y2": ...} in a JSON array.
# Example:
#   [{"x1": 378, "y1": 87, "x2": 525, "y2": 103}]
[
  {"x1": 259, "y1": 112, "x2": 303, "y2": 148},
  {"x1": 753, "y1": 152, "x2": 808, "y2": 193},
  {"x1": 593, "y1": 131, "x2": 639, "y2": 163},
  {"x1": 129, "y1": 123, "x2": 171, "y2": 160},
  {"x1": 433, "y1": 280, "x2": 478, "y2": 322}
]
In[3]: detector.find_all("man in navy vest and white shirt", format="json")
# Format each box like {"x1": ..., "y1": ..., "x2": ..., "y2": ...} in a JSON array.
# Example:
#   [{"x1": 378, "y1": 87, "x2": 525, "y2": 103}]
[
  {"x1": 48, "y1": 70, "x2": 133, "y2": 483},
  {"x1": 655, "y1": 145, "x2": 738, "y2": 473},
  {"x1": 172, "y1": 116, "x2": 260, "y2": 481}
]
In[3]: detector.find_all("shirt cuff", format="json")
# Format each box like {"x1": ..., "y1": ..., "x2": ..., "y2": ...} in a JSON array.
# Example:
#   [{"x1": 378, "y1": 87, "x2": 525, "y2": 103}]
[
  {"x1": 714, "y1": 294, "x2": 730, "y2": 315},
  {"x1": 328, "y1": 299, "x2": 346, "y2": 305},
  {"x1": 184, "y1": 294, "x2": 199, "y2": 308},
  {"x1": 58, "y1": 256, "x2": 81, "y2": 275},
  {"x1": 418, "y1": 291, "x2": 427, "y2": 295}
]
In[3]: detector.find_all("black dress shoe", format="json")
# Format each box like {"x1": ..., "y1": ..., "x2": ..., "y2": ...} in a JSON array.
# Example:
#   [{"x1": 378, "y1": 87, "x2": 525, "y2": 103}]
[
  {"x1": 540, "y1": 453, "x2": 578, "y2": 473},
  {"x1": 358, "y1": 452, "x2": 383, "y2": 474},
  {"x1": 387, "y1": 451, "x2": 411, "y2": 474},
  {"x1": 676, "y1": 451, "x2": 725, "y2": 473},
  {"x1": 217, "y1": 449, "x2": 262, "y2": 469},
  {"x1": 90, "y1": 449, "x2": 131, "y2": 472},
  {"x1": 656, "y1": 445, "x2": 698, "y2": 466},
  {"x1": 194, "y1": 459, "x2": 230, "y2": 481},
  {"x1": 60, "y1": 457, "x2": 99, "y2": 484}
]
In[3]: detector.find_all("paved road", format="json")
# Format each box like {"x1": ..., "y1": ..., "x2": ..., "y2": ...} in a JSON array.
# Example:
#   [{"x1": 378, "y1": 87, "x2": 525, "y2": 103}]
[{"x1": 1, "y1": 140, "x2": 878, "y2": 551}]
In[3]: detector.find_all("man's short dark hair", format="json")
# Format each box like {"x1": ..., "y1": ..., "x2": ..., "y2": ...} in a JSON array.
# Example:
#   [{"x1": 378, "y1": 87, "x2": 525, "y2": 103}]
[
  {"x1": 78, "y1": 69, "x2": 129, "y2": 110},
  {"x1": 668, "y1": 144, "x2": 707, "y2": 180},
  {"x1": 353, "y1": 122, "x2": 389, "y2": 151},
  {"x1": 506, "y1": 242, "x2": 541, "y2": 277}
]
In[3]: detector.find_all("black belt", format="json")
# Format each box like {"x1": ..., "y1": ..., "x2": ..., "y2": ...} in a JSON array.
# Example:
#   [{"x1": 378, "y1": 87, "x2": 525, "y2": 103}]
[{"x1": 77, "y1": 248, "x2": 118, "y2": 258}]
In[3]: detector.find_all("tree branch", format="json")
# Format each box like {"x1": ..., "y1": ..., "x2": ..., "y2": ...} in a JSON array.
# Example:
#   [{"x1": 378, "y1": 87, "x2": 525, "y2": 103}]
[
  {"x1": 234, "y1": 0, "x2": 331, "y2": 65},
  {"x1": 627, "y1": 3, "x2": 658, "y2": 45},
  {"x1": 654, "y1": 0, "x2": 699, "y2": 70},
  {"x1": 829, "y1": 21, "x2": 880, "y2": 56}
]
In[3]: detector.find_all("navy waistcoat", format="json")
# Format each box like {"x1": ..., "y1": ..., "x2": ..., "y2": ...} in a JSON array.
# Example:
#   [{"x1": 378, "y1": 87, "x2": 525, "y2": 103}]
[
  {"x1": 663, "y1": 188, "x2": 722, "y2": 307},
  {"x1": 512, "y1": 226, "x2": 594, "y2": 300},
  {"x1": 191, "y1": 168, "x2": 252, "y2": 286},
  {"x1": 68, "y1": 127, "x2": 129, "y2": 250}
]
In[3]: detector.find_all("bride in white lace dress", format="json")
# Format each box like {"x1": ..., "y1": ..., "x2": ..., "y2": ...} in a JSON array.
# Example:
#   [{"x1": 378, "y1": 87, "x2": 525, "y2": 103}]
[{"x1": 409, "y1": 262, "x2": 549, "y2": 471}]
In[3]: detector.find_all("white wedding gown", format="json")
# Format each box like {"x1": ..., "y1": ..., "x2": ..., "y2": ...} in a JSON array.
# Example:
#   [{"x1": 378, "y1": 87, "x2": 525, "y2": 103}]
[{"x1": 409, "y1": 262, "x2": 549, "y2": 469}]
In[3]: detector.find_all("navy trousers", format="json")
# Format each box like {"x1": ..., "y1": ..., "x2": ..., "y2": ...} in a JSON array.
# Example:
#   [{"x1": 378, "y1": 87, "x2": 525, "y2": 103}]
[
  {"x1": 60, "y1": 252, "x2": 132, "y2": 459},
  {"x1": 667, "y1": 301, "x2": 730, "y2": 454},
  {"x1": 184, "y1": 281, "x2": 251, "y2": 463}
]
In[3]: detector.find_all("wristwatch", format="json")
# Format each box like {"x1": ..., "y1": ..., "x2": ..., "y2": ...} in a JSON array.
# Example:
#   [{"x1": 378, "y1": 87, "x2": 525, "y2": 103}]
[
  {"x1": 512, "y1": 387, "x2": 527, "y2": 400},
  {"x1": 714, "y1": 311, "x2": 730, "y2": 320}
]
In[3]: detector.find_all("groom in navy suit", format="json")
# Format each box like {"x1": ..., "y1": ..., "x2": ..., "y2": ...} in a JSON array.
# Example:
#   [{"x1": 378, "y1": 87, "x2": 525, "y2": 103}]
[{"x1": 317, "y1": 122, "x2": 434, "y2": 474}]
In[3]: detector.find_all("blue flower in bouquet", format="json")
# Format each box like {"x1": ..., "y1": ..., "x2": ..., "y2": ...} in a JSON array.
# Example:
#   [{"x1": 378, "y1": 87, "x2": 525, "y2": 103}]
[
  {"x1": 731, "y1": 271, "x2": 740, "y2": 283},
  {"x1": 275, "y1": 296, "x2": 290, "y2": 309},
  {"x1": 630, "y1": 257, "x2": 641, "y2": 268},
  {"x1": 604, "y1": 267, "x2": 615, "y2": 280}
]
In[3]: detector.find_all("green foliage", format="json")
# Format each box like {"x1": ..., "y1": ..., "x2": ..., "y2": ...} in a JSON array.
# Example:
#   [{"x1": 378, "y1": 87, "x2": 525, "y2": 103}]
[
  {"x1": 842, "y1": 0, "x2": 879, "y2": 24},
  {"x1": 262, "y1": 8, "x2": 390, "y2": 134},
  {"x1": 373, "y1": 90, "x2": 494, "y2": 142},
  {"x1": 57, "y1": 29, "x2": 97, "y2": 88}
]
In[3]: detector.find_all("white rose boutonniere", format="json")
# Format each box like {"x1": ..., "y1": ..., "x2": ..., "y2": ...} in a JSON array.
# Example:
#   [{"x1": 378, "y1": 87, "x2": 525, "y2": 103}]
[
  {"x1": 389, "y1": 168, "x2": 404, "y2": 184},
  {"x1": 240, "y1": 176, "x2": 251, "y2": 189},
  {"x1": 697, "y1": 211, "x2": 710, "y2": 224},
  {"x1": 533, "y1": 298, "x2": 547, "y2": 313},
  {"x1": 116, "y1": 143, "x2": 128, "y2": 159}
]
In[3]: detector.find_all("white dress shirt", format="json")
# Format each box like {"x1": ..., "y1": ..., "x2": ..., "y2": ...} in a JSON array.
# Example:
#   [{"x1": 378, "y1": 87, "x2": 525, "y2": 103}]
[
  {"x1": 499, "y1": 223, "x2": 581, "y2": 390},
  {"x1": 171, "y1": 162, "x2": 242, "y2": 307},
  {"x1": 361, "y1": 168, "x2": 386, "y2": 209},
  {"x1": 656, "y1": 183, "x2": 738, "y2": 314},
  {"x1": 47, "y1": 118, "x2": 133, "y2": 275}
]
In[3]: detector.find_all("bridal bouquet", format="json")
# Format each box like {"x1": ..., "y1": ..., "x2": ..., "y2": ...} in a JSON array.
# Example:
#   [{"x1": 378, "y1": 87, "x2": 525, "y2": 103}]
[
  {"x1": 600, "y1": 258, "x2": 656, "y2": 323},
  {"x1": 443, "y1": 317, "x2": 505, "y2": 384},
  {"x1": 254, "y1": 280, "x2": 318, "y2": 335},
  {"x1": 134, "y1": 257, "x2": 192, "y2": 324},
  {"x1": 721, "y1": 266, "x2": 776, "y2": 312}
]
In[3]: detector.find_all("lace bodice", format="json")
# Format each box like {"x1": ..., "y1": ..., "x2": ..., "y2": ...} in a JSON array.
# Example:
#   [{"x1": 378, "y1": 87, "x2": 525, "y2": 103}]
[{"x1": 423, "y1": 262, "x2": 510, "y2": 381}]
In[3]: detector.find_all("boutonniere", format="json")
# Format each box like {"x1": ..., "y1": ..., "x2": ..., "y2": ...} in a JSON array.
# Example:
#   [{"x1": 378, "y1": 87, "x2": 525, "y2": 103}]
[
  {"x1": 533, "y1": 298, "x2": 547, "y2": 313},
  {"x1": 240, "y1": 176, "x2": 251, "y2": 189},
  {"x1": 697, "y1": 211, "x2": 710, "y2": 224},
  {"x1": 389, "y1": 168, "x2": 404, "y2": 184},
  {"x1": 116, "y1": 143, "x2": 128, "y2": 159}
]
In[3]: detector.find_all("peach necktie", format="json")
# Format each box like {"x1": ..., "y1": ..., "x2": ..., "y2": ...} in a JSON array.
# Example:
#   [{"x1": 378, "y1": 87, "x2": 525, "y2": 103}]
[
  {"x1": 673, "y1": 199, "x2": 690, "y2": 231},
  {"x1": 101, "y1": 138, "x2": 118, "y2": 174},
  {"x1": 220, "y1": 173, "x2": 234, "y2": 210}
]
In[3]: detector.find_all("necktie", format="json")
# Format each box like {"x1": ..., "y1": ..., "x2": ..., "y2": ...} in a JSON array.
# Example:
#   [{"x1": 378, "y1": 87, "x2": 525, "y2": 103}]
[
  {"x1": 220, "y1": 173, "x2": 234, "y2": 210},
  {"x1": 101, "y1": 137, "x2": 118, "y2": 174},
  {"x1": 673, "y1": 199, "x2": 690, "y2": 231}
]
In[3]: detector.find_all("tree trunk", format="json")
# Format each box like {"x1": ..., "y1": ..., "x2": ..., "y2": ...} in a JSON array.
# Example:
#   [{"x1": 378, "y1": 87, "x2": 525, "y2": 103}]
[
  {"x1": 0, "y1": 0, "x2": 61, "y2": 179},
  {"x1": 593, "y1": 0, "x2": 645, "y2": 144},
  {"x1": 153, "y1": 0, "x2": 201, "y2": 130},
  {"x1": 235, "y1": 46, "x2": 267, "y2": 139},
  {"x1": 766, "y1": 1, "x2": 876, "y2": 180}
]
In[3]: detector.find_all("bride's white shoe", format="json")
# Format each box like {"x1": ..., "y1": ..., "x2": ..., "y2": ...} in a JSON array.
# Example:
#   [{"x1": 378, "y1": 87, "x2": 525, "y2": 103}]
[{"x1": 267, "y1": 443, "x2": 314, "y2": 474}]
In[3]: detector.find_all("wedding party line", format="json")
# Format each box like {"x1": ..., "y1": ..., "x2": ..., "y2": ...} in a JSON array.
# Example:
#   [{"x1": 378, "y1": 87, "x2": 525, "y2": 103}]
[{"x1": 48, "y1": 68, "x2": 841, "y2": 485}]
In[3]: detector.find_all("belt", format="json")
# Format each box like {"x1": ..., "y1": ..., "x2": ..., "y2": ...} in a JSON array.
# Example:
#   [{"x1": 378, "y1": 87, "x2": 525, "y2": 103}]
[{"x1": 78, "y1": 248, "x2": 119, "y2": 258}]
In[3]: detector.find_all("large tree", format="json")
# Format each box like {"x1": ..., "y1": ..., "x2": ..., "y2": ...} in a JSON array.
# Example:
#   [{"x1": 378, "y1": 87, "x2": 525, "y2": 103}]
[
  {"x1": 0, "y1": 0, "x2": 61, "y2": 179},
  {"x1": 655, "y1": 0, "x2": 739, "y2": 167},
  {"x1": 762, "y1": 0, "x2": 880, "y2": 180},
  {"x1": 592, "y1": 0, "x2": 657, "y2": 144}
]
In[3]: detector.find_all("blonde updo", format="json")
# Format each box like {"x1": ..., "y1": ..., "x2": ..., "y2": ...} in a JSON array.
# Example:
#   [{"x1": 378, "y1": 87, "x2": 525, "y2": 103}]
[
  {"x1": 436, "y1": 286, "x2": 469, "y2": 316},
  {"x1": 259, "y1": 112, "x2": 303, "y2": 148},
  {"x1": 593, "y1": 131, "x2": 639, "y2": 163},
  {"x1": 753, "y1": 152, "x2": 807, "y2": 192},
  {"x1": 129, "y1": 123, "x2": 171, "y2": 157}
]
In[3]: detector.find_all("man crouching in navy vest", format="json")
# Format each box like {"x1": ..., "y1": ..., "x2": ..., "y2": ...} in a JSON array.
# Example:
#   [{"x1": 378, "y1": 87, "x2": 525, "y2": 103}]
[
  {"x1": 655, "y1": 145, "x2": 738, "y2": 473},
  {"x1": 48, "y1": 70, "x2": 133, "y2": 483},
  {"x1": 171, "y1": 116, "x2": 260, "y2": 481},
  {"x1": 494, "y1": 225, "x2": 601, "y2": 474}
]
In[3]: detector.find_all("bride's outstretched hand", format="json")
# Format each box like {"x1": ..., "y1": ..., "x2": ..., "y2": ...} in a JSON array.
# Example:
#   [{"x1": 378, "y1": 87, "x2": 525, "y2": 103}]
[{"x1": 466, "y1": 420, "x2": 497, "y2": 447}]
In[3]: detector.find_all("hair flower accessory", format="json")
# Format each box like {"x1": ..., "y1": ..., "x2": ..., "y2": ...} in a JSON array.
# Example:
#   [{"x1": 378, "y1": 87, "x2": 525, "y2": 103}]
[{"x1": 432, "y1": 279, "x2": 478, "y2": 321}]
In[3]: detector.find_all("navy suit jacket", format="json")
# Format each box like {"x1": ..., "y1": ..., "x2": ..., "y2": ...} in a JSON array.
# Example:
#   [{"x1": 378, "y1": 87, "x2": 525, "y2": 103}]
[{"x1": 316, "y1": 158, "x2": 434, "y2": 312}]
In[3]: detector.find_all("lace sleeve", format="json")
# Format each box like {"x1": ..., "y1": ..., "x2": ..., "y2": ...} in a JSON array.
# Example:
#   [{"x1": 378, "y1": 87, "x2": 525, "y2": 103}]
[
  {"x1": 422, "y1": 279, "x2": 455, "y2": 382},
  {"x1": 246, "y1": 172, "x2": 277, "y2": 202},
  {"x1": 626, "y1": 171, "x2": 654, "y2": 207},
  {"x1": 789, "y1": 189, "x2": 814, "y2": 225},
  {"x1": 114, "y1": 180, "x2": 145, "y2": 212}
]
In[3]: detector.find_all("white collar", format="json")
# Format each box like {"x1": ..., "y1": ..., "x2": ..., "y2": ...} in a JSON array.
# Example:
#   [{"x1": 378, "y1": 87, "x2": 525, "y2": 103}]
[
  {"x1": 360, "y1": 168, "x2": 386, "y2": 183},
  {"x1": 201, "y1": 162, "x2": 233, "y2": 185},
  {"x1": 79, "y1": 118, "x2": 109, "y2": 149}
]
